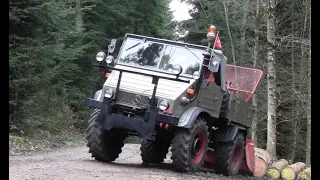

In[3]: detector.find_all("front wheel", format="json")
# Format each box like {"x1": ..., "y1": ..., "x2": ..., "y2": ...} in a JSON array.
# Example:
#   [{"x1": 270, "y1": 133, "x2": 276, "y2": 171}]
[
  {"x1": 140, "y1": 138, "x2": 171, "y2": 164},
  {"x1": 86, "y1": 110, "x2": 127, "y2": 162},
  {"x1": 171, "y1": 118, "x2": 208, "y2": 172}
]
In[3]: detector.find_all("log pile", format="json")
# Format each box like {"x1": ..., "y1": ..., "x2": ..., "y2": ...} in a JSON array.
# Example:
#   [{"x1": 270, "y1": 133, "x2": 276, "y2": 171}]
[{"x1": 252, "y1": 148, "x2": 311, "y2": 180}]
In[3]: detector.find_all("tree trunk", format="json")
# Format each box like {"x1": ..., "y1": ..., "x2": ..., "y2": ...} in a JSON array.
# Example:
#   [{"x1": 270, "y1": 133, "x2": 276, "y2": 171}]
[
  {"x1": 239, "y1": 0, "x2": 249, "y2": 62},
  {"x1": 297, "y1": 167, "x2": 311, "y2": 180},
  {"x1": 222, "y1": 0, "x2": 236, "y2": 65},
  {"x1": 266, "y1": 159, "x2": 288, "y2": 179},
  {"x1": 251, "y1": 0, "x2": 261, "y2": 146},
  {"x1": 266, "y1": 0, "x2": 277, "y2": 161},
  {"x1": 251, "y1": 94, "x2": 258, "y2": 144},
  {"x1": 281, "y1": 162, "x2": 306, "y2": 180},
  {"x1": 305, "y1": 0, "x2": 311, "y2": 167},
  {"x1": 76, "y1": 0, "x2": 83, "y2": 31},
  {"x1": 289, "y1": 0, "x2": 297, "y2": 163}
]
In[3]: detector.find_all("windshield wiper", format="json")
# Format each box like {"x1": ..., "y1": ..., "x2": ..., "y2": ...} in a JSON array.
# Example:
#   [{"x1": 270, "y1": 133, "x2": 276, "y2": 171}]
[
  {"x1": 125, "y1": 38, "x2": 147, "y2": 51},
  {"x1": 184, "y1": 45, "x2": 201, "y2": 62}
]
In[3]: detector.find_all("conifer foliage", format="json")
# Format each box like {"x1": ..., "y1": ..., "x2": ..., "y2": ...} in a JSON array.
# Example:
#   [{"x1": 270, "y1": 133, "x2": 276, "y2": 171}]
[{"x1": 9, "y1": 0, "x2": 174, "y2": 134}]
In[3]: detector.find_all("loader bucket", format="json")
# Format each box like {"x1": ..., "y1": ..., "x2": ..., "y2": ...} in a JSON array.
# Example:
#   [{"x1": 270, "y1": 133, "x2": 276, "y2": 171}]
[
  {"x1": 239, "y1": 140, "x2": 255, "y2": 175},
  {"x1": 239, "y1": 140, "x2": 270, "y2": 177}
]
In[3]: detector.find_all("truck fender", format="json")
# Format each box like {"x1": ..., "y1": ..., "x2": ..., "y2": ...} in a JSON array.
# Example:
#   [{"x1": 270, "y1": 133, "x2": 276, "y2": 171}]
[
  {"x1": 177, "y1": 107, "x2": 211, "y2": 128},
  {"x1": 212, "y1": 125, "x2": 239, "y2": 143}
]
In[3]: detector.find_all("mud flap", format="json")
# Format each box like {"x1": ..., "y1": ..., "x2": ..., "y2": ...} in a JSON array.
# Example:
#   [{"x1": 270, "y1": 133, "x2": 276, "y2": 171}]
[{"x1": 239, "y1": 139, "x2": 255, "y2": 176}]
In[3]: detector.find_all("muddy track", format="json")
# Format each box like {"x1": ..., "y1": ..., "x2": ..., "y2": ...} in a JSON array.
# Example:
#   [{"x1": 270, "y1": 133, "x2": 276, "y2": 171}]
[{"x1": 9, "y1": 144, "x2": 269, "y2": 180}]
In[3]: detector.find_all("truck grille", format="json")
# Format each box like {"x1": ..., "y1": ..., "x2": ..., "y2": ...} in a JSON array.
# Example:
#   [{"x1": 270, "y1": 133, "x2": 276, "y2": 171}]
[{"x1": 117, "y1": 91, "x2": 150, "y2": 107}]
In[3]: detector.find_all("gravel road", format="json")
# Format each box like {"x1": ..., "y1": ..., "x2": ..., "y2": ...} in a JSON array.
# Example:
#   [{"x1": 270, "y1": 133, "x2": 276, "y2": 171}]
[{"x1": 9, "y1": 144, "x2": 270, "y2": 180}]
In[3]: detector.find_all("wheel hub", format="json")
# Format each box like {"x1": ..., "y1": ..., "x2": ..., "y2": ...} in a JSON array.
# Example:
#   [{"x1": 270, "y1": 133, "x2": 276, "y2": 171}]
[
  {"x1": 192, "y1": 137, "x2": 201, "y2": 156},
  {"x1": 191, "y1": 131, "x2": 205, "y2": 164}
]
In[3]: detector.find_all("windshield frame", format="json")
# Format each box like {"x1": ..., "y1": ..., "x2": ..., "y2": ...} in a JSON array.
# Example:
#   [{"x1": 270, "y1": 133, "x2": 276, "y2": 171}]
[{"x1": 115, "y1": 34, "x2": 208, "y2": 79}]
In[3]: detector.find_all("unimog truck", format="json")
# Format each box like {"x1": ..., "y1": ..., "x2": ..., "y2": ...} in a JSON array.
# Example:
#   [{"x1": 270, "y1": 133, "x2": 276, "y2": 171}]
[{"x1": 84, "y1": 26, "x2": 263, "y2": 176}]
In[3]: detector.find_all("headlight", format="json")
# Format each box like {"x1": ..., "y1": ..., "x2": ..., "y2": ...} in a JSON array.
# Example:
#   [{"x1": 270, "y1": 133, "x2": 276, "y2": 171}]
[
  {"x1": 106, "y1": 55, "x2": 114, "y2": 64},
  {"x1": 212, "y1": 61, "x2": 218, "y2": 67},
  {"x1": 96, "y1": 51, "x2": 106, "y2": 62},
  {"x1": 104, "y1": 88, "x2": 114, "y2": 98},
  {"x1": 192, "y1": 71, "x2": 200, "y2": 80},
  {"x1": 158, "y1": 100, "x2": 169, "y2": 110},
  {"x1": 172, "y1": 64, "x2": 183, "y2": 75}
]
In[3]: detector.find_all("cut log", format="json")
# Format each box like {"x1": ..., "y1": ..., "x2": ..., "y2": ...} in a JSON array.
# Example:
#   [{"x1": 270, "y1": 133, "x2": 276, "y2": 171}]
[
  {"x1": 297, "y1": 167, "x2": 311, "y2": 180},
  {"x1": 266, "y1": 159, "x2": 288, "y2": 179},
  {"x1": 254, "y1": 148, "x2": 271, "y2": 164},
  {"x1": 281, "y1": 162, "x2": 306, "y2": 180},
  {"x1": 253, "y1": 156, "x2": 268, "y2": 177}
]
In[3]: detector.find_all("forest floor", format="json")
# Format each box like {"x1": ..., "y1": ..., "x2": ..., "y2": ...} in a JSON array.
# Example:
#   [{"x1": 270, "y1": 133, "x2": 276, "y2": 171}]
[{"x1": 9, "y1": 143, "x2": 271, "y2": 180}]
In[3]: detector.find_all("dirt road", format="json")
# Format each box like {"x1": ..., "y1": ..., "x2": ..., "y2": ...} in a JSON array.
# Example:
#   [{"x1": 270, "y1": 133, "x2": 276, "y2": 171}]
[{"x1": 9, "y1": 144, "x2": 269, "y2": 180}]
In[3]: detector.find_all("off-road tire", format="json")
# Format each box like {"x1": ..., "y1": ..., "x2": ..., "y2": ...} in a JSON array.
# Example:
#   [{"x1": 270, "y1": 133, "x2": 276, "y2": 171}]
[
  {"x1": 213, "y1": 132, "x2": 244, "y2": 176},
  {"x1": 171, "y1": 118, "x2": 208, "y2": 172},
  {"x1": 86, "y1": 110, "x2": 127, "y2": 162},
  {"x1": 220, "y1": 92, "x2": 230, "y2": 118},
  {"x1": 140, "y1": 138, "x2": 171, "y2": 164}
]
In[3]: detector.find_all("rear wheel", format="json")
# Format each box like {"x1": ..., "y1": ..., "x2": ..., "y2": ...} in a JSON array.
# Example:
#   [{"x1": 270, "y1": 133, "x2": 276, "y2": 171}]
[
  {"x1": 171, "y1": 118, "x2": 208, "y2": 172},
  {"x1": 213, "y1": 132, "x2": 244, "y2": 176},
  {"x1": 140, "y1": 138, "x2": 171, "y2": 164},
  {"x1": 86, "y1": 110, "x2": 127, "y2": 162}
]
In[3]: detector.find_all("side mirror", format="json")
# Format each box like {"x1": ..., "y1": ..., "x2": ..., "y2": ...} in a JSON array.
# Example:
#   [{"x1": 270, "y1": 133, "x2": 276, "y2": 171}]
[{"x1": 107, "y1": 39, "x2": 117, "y2": 54}]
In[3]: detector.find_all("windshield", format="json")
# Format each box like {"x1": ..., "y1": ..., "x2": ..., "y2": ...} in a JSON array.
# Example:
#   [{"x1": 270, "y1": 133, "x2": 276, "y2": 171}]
[{"x1": 117, "y1": 38, "x2": 204, "y2": 77}]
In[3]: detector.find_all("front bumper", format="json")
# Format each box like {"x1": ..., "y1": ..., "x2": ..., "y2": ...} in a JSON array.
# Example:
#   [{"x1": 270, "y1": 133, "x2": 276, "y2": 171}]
[{"x1": 84, "y1": 98, "x2": 179, "y2": 141}]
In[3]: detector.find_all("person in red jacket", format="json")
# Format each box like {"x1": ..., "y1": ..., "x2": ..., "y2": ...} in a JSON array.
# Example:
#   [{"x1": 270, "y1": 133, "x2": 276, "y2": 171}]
[{"x1": 203, "y1": 61, "x2": 215, "y2": 83}]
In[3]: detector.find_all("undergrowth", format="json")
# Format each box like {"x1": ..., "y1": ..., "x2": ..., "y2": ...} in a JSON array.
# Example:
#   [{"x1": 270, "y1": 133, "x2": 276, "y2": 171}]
[
  {"x1": 9, "y1": 130, "x2": 86, "y2": 156},
  {"x1": 10, "y1": 130, "x2": 142, "y2": 156}
]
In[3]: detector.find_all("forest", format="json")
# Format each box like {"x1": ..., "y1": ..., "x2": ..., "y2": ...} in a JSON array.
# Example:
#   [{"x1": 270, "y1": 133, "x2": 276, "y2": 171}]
[{"x1": 9, "y1": 0, "x2": 311, "y2": 166}]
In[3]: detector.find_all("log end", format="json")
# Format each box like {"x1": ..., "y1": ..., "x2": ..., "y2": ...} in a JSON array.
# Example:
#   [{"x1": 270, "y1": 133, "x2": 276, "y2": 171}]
[
  {"x1": 281, "y1": 167, "x2": 296, "y2": 180},
  {"x1": 254, "y1": 148, "x2": 271, "y2": 164},
  {"x1": 266, "y1": 168, "x2": 280, "y2": 179},
  {"x1": 253, "y1": 157, "x2": 268, "y2": 177},
  {"x1": 297, "y1": 172, "x2": 311, "y2": 180},
  {"x1": 297, "y1": 168, "x2": 311, "y2": 180}
]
